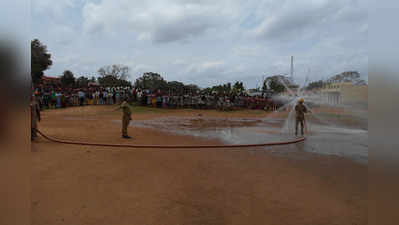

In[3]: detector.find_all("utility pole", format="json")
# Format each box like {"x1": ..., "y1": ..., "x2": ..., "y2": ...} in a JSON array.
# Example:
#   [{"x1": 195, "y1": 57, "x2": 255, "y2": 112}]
[{"x1": 290, "y1": 56, "x2": 294, "y2": 84}]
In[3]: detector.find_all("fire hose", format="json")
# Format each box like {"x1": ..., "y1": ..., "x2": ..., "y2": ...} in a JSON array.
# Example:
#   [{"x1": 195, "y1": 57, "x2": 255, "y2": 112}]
[{"x1": 35, "y1": 129, "x2": 305, "y2": 149}]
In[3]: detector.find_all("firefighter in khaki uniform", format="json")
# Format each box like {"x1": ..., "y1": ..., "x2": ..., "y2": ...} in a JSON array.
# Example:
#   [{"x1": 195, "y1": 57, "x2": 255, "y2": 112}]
[
  {"x1": 116, "y1": 97, "x2": 132, "y2": 139},
  {"x1": 294, "y1": 98, "x2": 309, "y2": 136}
]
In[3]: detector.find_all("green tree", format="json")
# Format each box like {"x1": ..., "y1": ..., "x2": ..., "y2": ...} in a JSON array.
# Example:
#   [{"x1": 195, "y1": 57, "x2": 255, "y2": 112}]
[
  {"x1": 98, "y1": 75, "x2": 118, "y2": 87},
  {"x1": 232, "y1": 81, "x2": 245, "y2": 94},
  {"x1": 184, "y1": 84, "x2": 200, "y2": 95},
  {"x1": 134, "y1": 72, "x2": 168, "y2": 92},
  {"x1": 60, "y1": 70, "x2": 75, "y2": 87},
  {"x1": 206, "y1": 82, "x2": 233, "y2": 95},
  {"x1": 263, "y1": 75, "x2": 287, "y2": 94},
  {"x1": 97, "y1": 64, "x2": 131, "y2": 87},
  {"x1": 31, "y1": 39, "x2": 52, "y2": 84},
  {"x1": 306, "y1": 80, "x2": 324, "y2": 90},
  {"x1": 329, "y1": 71, "x2": 361, "y2": 83},
  {"x1": 167, "y1": 81, "x2": 185, "y2": 95},
  {"x1": 76, "y1": 76, "x2": 89, "y2": 88}
]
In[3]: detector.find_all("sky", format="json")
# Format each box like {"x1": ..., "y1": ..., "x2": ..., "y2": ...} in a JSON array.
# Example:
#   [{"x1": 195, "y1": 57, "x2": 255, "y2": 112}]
[{"x1": 31, "y1": 0, "x2": 368, "y2": 89}]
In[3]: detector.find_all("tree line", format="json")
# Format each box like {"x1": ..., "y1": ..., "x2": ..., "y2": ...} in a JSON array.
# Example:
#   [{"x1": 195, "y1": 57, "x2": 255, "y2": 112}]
[{"x1": 31, "y1": 38, "x2": 365, "y2": 94}]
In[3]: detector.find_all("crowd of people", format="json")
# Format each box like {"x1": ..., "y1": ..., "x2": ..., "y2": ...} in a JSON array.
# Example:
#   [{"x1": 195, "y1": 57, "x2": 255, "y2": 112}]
[
  {"x1": 34, "y1": 86, "x2": 133, "y2": 109},
  {"x1": 33, "y1": 86, "x2": 283, "y2": 111},
  {"x1": 31, "y1": 85, "x2": 287, "y2": 140},
  {"x1": 138, "y1": 92, "x2": 282, "y2": 111}
]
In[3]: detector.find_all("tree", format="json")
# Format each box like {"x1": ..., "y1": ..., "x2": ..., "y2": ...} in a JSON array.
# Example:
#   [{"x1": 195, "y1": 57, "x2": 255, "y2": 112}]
[
  {"x1": 31, "y1": 39, "x2": 52, "y2": 84},
  {"x1": 306, "y1": 80, "x2": 324, "y2": 90},
  {"x1": 184, "y1": 84, "x2": 200, "y2": 95},
  {"x1": 98, "y1": 64, "x2": 130, "y2": 80},
  {"x1": 97, "y1": 64, "x2": 132, "y2": 87},
  {"x1": 328, "y1": 71, "x2": 362, "y2": 83},
  {"x1": 134, "y1": 72, "x2": 168, "y2": 92},
  {"x1": 204, "y1": 82, "x2": 234, "y2": 95},
  {"x1": 167, "y1": 81, "x2": 185, "y2": 95},
  {"x1": 60, "y1": 70, "x2": 75, "y2": 87},
  {"x1": 232, "y1": 81, "x2": 245, "y2": 94},
  {"x1": 76, "y1": 76, "x2": 89, "y2": 88},
  {"x1": 262, "y1": 75, "x2": 288, "y2": 95},
  {"x1": 98, "y1": 75, "x2": 118, "y2": 87}
]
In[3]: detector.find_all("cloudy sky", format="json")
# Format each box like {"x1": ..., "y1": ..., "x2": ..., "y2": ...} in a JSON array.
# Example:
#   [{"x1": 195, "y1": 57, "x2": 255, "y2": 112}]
[{"x1": 31, "y1": 0, "x2": 368, "y2": 88}]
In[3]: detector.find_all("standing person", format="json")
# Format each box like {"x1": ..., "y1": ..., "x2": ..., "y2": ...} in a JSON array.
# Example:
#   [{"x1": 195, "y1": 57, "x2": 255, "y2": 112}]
[
  {"x1": 162, "y1": 95, "x2": 167, "y2": 108},
  {"x1": 99, "y1": 90, "x2": 104, "y2": 105},
  {"x1": 73, "y1": 90, "x2": 79, "y2": 106},
  {"x1": 61, "y1": 92, "x2": 66, "y2": 108},
  {"x1": 55, "y1": 90, "x2": 62, "y2": 108},
  {"x1": 88, "y1": 90, "x2": 94, "y2": 105},
  {"x1": 105, "y1": 89, "x2": 110, "y2": 105},
  {"x1": 43, "y1": 90, "x2": 50, "y2": 109},
  {"x1": 142, "y1": 92, "x2": 147, "y2": 106},
  {"x1": 94, "y1": 89, "x2": 99, "y2": 105},
  {"x1": 137, "y1": 89, "x2": 142, "y2": 105},
  {"x1": 152, "y1": 94, "x2": 157, "y2": 107},
  {"x1": 115, "y1": 90, "x2": 121, "y2": 104},
  {"x1": 133, "y1": 88, "x2": 137, "y2": 102},
  {"x1": 112, "y1": 90, "x2": 116, "y2": 104},
  {"x1": 50, "y1": 90, "x2": 56, "y2": 109},
  {"x1": 156, "y1": 90, "x2": 162, "y2": 108},
  {"x1": 115, "y1": 97, "x2": 132, "y2": 139},
  {"x1": 295, "y1": 98, "x2": 309, "y2": 136},
  {"x1": 31, "y1": 93, "x2": 41, "y2": 141},
  {"x1": 78, "y1": 89, "x2": 85, "y2": 106},
  {"x1": 65, "y1": 91, "x2": 71, "y2": 107},
  {"x1": 109, "y1": 91, "x2": 114, "y2": 105}
]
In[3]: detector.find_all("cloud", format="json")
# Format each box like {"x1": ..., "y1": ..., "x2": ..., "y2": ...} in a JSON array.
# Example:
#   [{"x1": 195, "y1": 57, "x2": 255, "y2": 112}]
[
  {"x1": 251, "y1": 0, "x2": 366, "y2": 42},
  {"x1": 32, "y1": 0, "x2": 78, "y2": 17},
  {"x1": 82, "y1": 0, "x2": 241, "y2": 43},
  {"x1": 31, "y1": 0, "x2": 368, "y2": 89},
  {"x1": 182, "y1": 60, "x2": 225, "y2": 74},
  {"x1": 232, "y1": 46, "x2": 261, "y2": 57}
]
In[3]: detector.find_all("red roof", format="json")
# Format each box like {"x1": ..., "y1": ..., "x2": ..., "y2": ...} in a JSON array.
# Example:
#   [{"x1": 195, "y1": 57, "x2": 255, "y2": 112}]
[{"x1": 42, "y1": 75, "x2": 60, "y2": 80}]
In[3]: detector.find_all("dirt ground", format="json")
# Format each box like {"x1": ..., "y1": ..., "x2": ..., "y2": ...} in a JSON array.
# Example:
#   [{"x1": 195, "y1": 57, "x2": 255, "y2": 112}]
[{"x1": 32, "y1": 105, "x2": 367, "y2": 225}]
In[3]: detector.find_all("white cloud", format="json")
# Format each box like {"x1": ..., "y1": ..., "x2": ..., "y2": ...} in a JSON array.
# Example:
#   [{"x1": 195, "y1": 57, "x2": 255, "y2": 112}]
[
  {"x1": 31, "y1": 0, "x2": 368, "y2": 88},
  {"x1": 250, "y1": 0, "x2": 366, "y2": 42},
  {"x1": 232, "y1": 46, "x2": 261, "y2": 57},
  {"x1": 32, "y1": 0, "x2": 78, "y2": 16},
  {"x1": 82, "y1": 0, "x2": 242, "y2": 43},
  {"x1": 182, "y1": 60, "x2": 225, "y2": 74}
]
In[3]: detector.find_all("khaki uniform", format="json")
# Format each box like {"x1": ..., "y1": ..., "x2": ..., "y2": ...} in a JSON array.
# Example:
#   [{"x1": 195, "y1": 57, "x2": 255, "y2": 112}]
[
  {"x1": 120, "y1": 101, "x2": 132, "y2": 136},
  {"x1": 295, "y1": 103, "x2": 307, "y2": 135},
  {"x1": 31, "y1": 97, "x2": 41, "y2": 140}
]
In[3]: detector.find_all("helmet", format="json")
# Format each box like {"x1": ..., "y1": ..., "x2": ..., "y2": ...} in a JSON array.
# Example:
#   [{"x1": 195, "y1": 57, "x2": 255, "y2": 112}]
[{"x1": 298, "y1": 98, "x2": 304, "y2": 103}]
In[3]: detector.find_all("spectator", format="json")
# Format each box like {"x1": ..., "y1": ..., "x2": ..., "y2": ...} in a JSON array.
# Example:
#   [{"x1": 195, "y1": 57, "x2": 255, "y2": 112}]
[{"x1": 78, "y1": 89, "x2": 85, "y2": 106}]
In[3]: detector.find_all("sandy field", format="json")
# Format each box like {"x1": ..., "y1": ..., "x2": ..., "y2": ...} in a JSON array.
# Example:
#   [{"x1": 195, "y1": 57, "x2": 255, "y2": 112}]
[{"x1": 31, "y1": 105, "x2": 367, "y2": 225}]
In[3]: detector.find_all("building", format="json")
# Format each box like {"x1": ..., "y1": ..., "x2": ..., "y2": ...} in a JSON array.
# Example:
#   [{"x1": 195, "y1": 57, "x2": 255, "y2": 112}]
[
  {"x1": 41, "y1": 75, "x2": 61, "y2": 86},
  {"x1": 321, "y1": 81, "x2": 368, "y2": 106}
]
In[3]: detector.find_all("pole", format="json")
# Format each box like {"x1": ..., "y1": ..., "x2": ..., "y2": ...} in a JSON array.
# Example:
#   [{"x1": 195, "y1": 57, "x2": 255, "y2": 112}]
[{"x1": 290, "y1": 56, "x2": 294, "y2": 83}]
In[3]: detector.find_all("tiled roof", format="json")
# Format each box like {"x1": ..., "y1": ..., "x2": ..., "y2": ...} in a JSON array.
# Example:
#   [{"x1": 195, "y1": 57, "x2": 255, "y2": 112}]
[{"x1": 42, "y1": 75, "x2": 60, "y2": 80}]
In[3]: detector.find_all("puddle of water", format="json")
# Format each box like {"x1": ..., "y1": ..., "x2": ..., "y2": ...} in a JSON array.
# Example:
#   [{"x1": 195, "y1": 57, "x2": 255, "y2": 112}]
[{"x1": 115, "y1": 116, "x2": 368, "y2": 164}]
